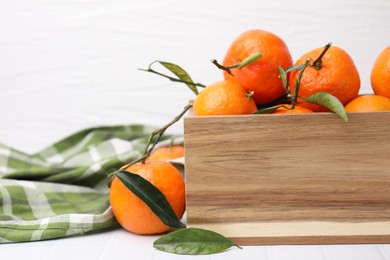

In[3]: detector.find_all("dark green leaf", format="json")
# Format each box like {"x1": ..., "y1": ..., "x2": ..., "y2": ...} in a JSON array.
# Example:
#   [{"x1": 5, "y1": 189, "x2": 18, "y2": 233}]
[
  {"x1": 153, "y1": 228, "x2": 241, "y2": 255},
  {"x1": 278, "y1": 66, "x2": 287, "y2": 91},
  {"x1": 158, "y1": 61, "x2": 199, "y2": 95},
  {"x1": 304, "y1": 92, "x2": 348, "y2": 122},
  {"x1": 253, "y1": 105, "x2": 280, "y2": 114},
  {"x1": 238, "y1": 53, "x2": 262, "y2": 68},
  {"x1": 114, "y1": 170, "x2": 186, "y2": 229}
]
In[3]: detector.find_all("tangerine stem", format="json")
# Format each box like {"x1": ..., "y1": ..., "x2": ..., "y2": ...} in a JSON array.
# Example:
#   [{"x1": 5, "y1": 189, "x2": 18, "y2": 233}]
[
  {"x1": 211, "y1": 59, "x2": 234, "y2": 76},
  {"x1": 311, "y1": 42, "x2": 332, "y2": 70},
  {"x1": 245, "y1": 91, "x2": 255, "y2": 100},
  {"x1": 212, "y1": 53, "x2": 262, "y2": 76}
]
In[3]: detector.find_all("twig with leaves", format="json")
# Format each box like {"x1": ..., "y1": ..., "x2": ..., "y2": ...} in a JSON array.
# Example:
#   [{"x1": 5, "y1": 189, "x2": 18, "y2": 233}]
[
  {"x1": 139, "y1": 103, "x2": 193, "y2": 164},
  {"x1": 211, "y1": 53, "x2": 262, "y2": 76},
  {"x1": 139, "y1": 61, "x2": 206, "y2": 95}
]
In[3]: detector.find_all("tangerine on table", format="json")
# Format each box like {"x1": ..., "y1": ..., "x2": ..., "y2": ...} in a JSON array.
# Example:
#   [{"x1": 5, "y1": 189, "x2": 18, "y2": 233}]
[
  {"x1": 371, "y1": 46, "x2": 390, "y2": 99},
  {"x1": 289, "y1": 45, "x2": 360, "y2": 112},
  {"x1": 110, "y1": 161, "x2": 185, "y2": 235},
  {"x1": 193, "y1": 80, "x2": 257, "y2": 116},
  {"x1": 272, "y1": 104, "x2": 314, "y2": 114},
  {"x1": 344, "y1": 95, "x2": 390, "y2": 112},
  {"x1": 147, "y1": 145, "x2": 184, "y2": 162},
  {"x1": 223, "y1": 29, "x2": 293, "y2": 105}
]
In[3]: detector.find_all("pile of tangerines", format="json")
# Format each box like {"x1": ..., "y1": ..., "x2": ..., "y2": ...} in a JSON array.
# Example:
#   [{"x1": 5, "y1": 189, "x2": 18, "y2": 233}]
[
  {"x1": 194, "y1": 29, "x2": 390, "y2": 116},
  {"x1": 110, "y1": 29, "x2": 390, "y2": 236}
]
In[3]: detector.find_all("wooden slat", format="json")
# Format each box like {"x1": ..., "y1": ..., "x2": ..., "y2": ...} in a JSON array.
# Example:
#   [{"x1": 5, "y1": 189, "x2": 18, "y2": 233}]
[{"x1": 184, "y1": 112, "x2": 390, "y2": 245}]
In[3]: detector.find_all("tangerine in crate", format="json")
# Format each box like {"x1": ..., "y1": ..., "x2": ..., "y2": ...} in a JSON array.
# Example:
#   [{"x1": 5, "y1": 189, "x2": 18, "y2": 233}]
[
  {"x1": 223, "y1": 29, "x2": 293, "y2": 105},
  {"x1": 289, "y1": 45, "x2": 360, "y2": 112},
  {"x1": 371, "y1": 46, "x2": 390, "y2": 99}
]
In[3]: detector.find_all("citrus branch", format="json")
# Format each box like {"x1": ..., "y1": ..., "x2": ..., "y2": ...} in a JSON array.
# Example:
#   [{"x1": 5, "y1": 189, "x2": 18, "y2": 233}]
[
  {"x1": 212, "y1": 53, "x2": 262, "y2": 76},
  {"x1": 255, "y1": 58, "x2": 311, "y2": 114},
  {"x1": 122, "y1": 103, "x2": 192, "y2": 167},
  {"x1": 211, "y1": 59, "x2": 234, "y2": 75},
  {"x1": 311, "y1": 42, "x2": 332, "y2": 70},
  {"x1": 140, "y1": 68, "x2": 206, "y2": 88},
  {"x1": 138, "y1": 67, "x2": 206, "y2": 89},
  {"x1": 139, "y1": 60, "x2": 206, "y2": 96},
  {"x1": 291, "y1": 59, "x2": 310, "y2": 109}
]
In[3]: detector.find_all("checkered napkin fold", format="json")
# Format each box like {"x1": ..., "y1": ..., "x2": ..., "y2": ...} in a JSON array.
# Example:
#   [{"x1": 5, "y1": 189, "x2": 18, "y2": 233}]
[{"x1": 0, "y1": 125, "x2": 181, "y2": 243}]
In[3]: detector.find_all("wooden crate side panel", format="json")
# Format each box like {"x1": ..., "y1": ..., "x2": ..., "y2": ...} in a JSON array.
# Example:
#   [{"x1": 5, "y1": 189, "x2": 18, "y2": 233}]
[
  {"x1": 184, "y1": 113, "x2": 390, "y2": 226},
  {"x1": 189, "y1": 221, "x2": 390, "y2": 245}
]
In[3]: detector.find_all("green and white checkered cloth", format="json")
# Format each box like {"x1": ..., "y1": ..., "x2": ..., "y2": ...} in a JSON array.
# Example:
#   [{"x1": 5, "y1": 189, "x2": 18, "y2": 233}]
[{"x1": 0, "y1": 124, "x2": 179, "y2": 243}]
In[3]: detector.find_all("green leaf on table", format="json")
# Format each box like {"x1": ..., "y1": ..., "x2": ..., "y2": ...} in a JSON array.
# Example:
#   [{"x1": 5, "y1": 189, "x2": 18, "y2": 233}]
[
  {"x1": 153, "y1": 228, "x2": 241, "y2": 255},
  {"x1": 114, "y1": 170, "x2": 186, "y2": 229},
  {"x1": 158, "y1": 61, "x2": 199, "y2": 95},
  {"x1": 304, "y1": 91, "x2": 348, "y2": 122}
]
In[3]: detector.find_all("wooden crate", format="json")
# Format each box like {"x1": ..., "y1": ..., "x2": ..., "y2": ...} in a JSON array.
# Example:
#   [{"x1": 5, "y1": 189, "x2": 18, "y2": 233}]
[{"x1": 184, "y1": 112, "x2": 390, "y2": 245}]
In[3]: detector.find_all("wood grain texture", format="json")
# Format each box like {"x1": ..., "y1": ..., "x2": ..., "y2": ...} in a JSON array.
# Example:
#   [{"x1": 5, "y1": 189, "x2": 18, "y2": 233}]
[{"x1": 184, "y1": 112, "x2": 390, "y2": 245}]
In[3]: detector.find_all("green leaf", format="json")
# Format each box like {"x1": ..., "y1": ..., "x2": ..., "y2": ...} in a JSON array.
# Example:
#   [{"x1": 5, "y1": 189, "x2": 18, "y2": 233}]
[
  {"x1": 158, "y1": 61, "x2": 199, "y2": 95},
  {"x1": 278, "y1": 66, "x2": 287, "y2": 91},
  {"x1": 238, "y1": 53, "x2": 262, "y2": 68},
  {"x1": 304, "y1": 92, "x2": 348, "y2": 122},
  {"x1": 114, "y1": 170, "x2": 186, "y2": 229},
  {"x1": 253, "y1": 105, "x2": 280, "y2": 114},
  {"x1": 285, "y1": 64, "x2": 305, "y2": 73},
  {"x1": 293, "y1": 59, "x2": 310, "y2": 104},
  {"x1": 153, "y1": 228, "x2": 241, "y2": 255}
]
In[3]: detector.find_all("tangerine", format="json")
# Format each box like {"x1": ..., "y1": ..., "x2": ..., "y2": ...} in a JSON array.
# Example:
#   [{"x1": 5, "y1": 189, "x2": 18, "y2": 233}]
[
  {"x1": 147, "y1": 145, "x2": 184, "y2": 162},
  {"x1": 110, "y1": 161, "x2": 185, "y2": 235},
  {"x1": 223, "y1": 29, "x2": 293, "y2": 105},
  {"x1": 272, "y1": 104, "x2": 314, "y2": 114},
  {"x1": 371, "y1": 46, "x2": 390, "y2": 99},
  {"x1": 289, "y1": 45, "x2": 360, "y2": 112},
  {"x1": 193, "y1": 80, "x2": 257, "y2": 116},
  {"x1": 345, "y1": 95, "x2": 390, "y2": 112}
]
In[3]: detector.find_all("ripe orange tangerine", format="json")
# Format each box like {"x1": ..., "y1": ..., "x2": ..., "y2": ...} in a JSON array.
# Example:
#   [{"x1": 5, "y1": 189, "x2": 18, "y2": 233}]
[
  {"x1": 223, "y1": 29, "x2": 293, "y2": 105},
  {"x1": 371, "y1": 46, "x2": 390, "y2": 99},
  {"x1": 345, "y1": 95, "x2": 390, "y2": 112},
  {"x1": 289, "y1": 45, "x2": 360, "y2": 112},
  {"x1": 147, "y1": 145, "x2": 184, "y2": 162},
  {"x1": 110, "y1": 161, "x2": 185, "y2": 235},
  {"x1": 193, "y1": 80, "x2": 257, "y2": 116}
]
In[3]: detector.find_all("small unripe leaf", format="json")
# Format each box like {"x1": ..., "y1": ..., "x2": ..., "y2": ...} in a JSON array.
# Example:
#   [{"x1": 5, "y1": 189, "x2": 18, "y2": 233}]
[{"x1": 238, "y1": 53, "x2": 262, "y2": 68}]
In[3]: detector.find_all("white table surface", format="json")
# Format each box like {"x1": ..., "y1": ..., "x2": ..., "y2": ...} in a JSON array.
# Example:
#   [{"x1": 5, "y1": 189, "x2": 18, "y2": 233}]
[{"x1": 3, "y1": 228, "x2": 390, "y2": 260}]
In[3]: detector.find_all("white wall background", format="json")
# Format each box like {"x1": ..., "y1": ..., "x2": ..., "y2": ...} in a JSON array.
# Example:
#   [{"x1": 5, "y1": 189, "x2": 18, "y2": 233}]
[{"x1": 0, "y1": 0, "x2": 389, "y2": 153}]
